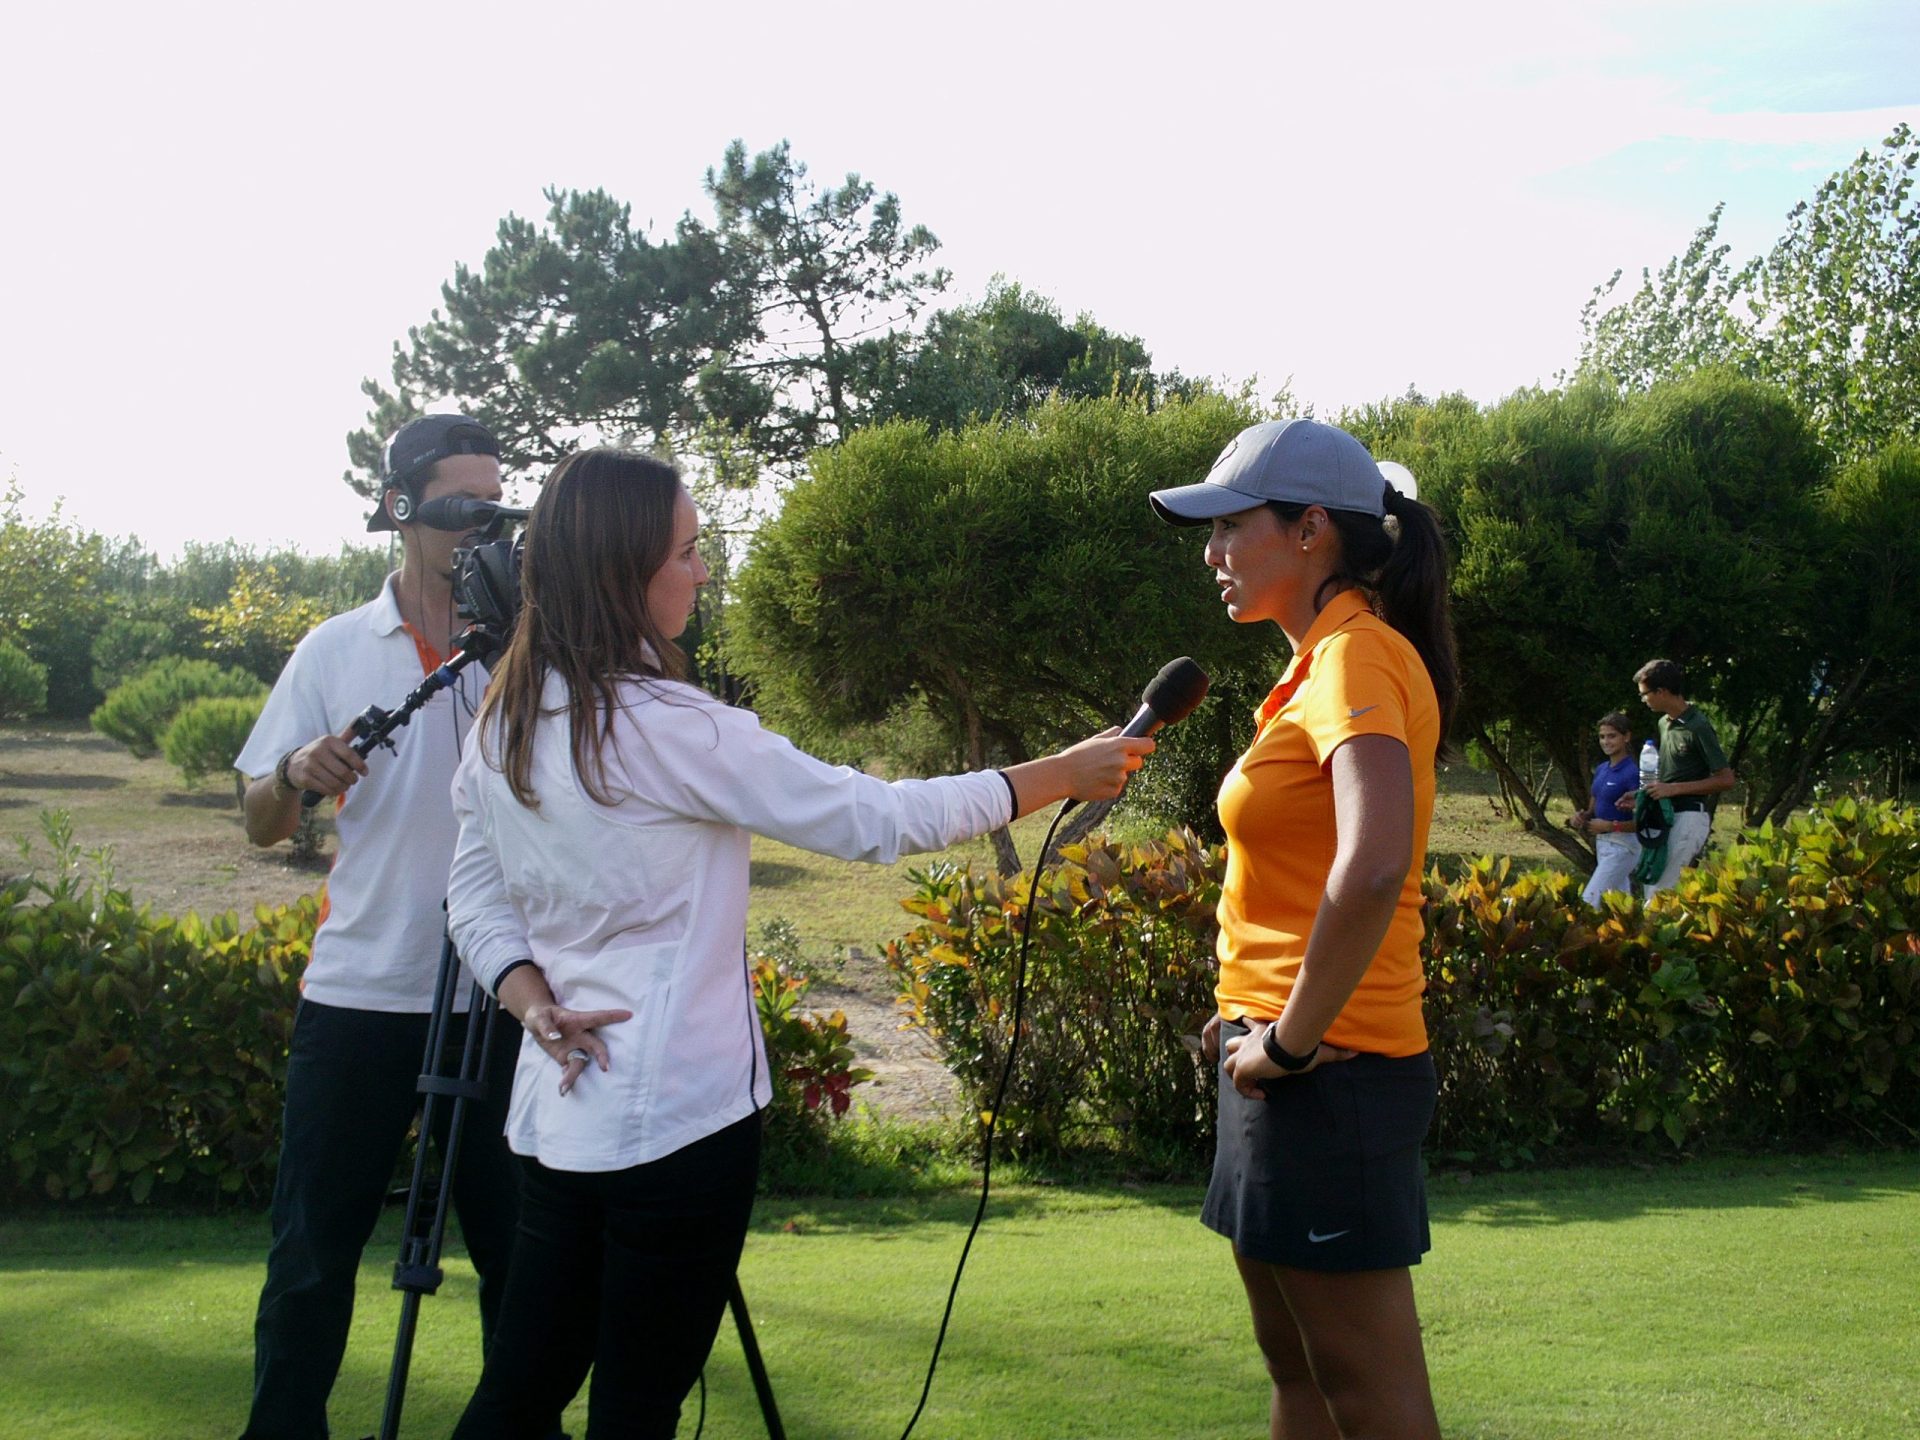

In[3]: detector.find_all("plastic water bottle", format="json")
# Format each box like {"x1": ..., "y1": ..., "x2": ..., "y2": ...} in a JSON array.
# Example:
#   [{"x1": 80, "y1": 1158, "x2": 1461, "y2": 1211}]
[{"x1": 1639, "y1": 740, "x2": 1659, "y2": 786}]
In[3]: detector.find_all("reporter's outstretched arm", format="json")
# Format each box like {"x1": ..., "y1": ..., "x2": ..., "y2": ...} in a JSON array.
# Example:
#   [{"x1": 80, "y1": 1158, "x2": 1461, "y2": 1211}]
[{"x1": 1001, "y1": 729, "x2": 1156, "y2": 817}]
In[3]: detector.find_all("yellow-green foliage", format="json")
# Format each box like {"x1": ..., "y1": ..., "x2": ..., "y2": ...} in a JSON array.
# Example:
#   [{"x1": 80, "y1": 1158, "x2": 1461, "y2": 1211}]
[
  {"x1": 189, "y1": 563, "x2": 329, "y2": 682},
  {"x1": 888, "y1": 828, "x2": 1223, "y2": 1164},
  {"x1": 895, "y1": 802, "x2": 1920, "y2": 1168}
]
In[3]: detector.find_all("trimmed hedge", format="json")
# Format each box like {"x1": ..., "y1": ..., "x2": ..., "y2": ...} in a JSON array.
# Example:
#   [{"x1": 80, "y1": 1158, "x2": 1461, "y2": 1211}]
[
  {"x1": 888, "y1": 830, "x2": 1222, "y2": 1165},
  {"x1": 161, "y1": 694, "x2": 266, "y2": 789},
  {"x1": 0, "y1": 827, "x2": 873, "y2": 1206},
  {"x1": 90, "y1": 657, "x2": 265, "y2": 759},
  {"x1": 0, "y1": 818, "x2": 310, "y2": 1203},
  {"x1": 891, "y1": 799, "x2": 1920, "y2": 1168}
]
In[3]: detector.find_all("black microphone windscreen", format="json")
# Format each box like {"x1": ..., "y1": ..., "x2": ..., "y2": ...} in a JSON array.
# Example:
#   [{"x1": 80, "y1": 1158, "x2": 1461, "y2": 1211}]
[{"x1": 1141, "y1": 657, "x2": 1210, "y2": 726}]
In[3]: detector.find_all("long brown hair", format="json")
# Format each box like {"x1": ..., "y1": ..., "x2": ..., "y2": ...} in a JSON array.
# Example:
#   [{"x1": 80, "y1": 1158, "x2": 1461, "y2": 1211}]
[
  {"x1": 1269, "y1": 486, "x2": 1459, "y2": 758},
  {"x1": 480, "y1": 448, "x2": 690, "y2": 807}
]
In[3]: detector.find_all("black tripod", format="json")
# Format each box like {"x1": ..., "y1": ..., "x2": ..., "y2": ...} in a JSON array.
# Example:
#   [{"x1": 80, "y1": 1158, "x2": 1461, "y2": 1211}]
[{"x1": 314, "y1": 627, "x2": 784, "y2": 1439}]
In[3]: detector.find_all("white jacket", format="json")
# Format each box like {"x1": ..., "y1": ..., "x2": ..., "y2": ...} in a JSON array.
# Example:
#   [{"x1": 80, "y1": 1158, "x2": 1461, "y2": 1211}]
[{"x1": 448, "y1": 674, "x2": 1011, "y2": 1171}]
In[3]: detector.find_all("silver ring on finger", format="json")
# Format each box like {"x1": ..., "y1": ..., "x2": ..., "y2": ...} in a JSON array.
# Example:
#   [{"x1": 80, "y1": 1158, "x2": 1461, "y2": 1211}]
[{"x1": 564, "y1": 1048, "x2": 591, "y2": 1065}]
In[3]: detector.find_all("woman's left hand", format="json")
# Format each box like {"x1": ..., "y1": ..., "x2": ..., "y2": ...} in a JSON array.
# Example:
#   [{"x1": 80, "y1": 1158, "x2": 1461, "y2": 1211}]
[
  {"x1": 522, "y1": 1000, "x2": 634, "y2": 1097},
  {"x1": 1223, "y1": 1022, "x2": 1355, "y2": 1097}
]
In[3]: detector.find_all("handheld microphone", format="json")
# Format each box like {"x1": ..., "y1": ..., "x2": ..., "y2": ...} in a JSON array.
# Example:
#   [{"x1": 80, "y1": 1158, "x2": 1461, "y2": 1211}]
[
  {"x1": 410, "y1": 496, "x2": 531, "y2": 532},
  {"x1": 1060, "y1": 658, "x2": 1210, "y2": 817},
  {"x1": 1121, "y1": 656, "x2": 1211, "y2": 737}
]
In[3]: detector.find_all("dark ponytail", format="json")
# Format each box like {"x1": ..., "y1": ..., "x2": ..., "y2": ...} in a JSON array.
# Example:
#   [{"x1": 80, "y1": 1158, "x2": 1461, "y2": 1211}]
[{"x1": 1268, "y1": 484, "x2": 1458, "y2": 759}]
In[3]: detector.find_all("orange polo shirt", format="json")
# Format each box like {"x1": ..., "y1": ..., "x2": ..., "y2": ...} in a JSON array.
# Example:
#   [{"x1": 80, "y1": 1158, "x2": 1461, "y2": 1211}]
[{"x1": 1215, "y1": 589, "x2": 1438, "y2": 1057}]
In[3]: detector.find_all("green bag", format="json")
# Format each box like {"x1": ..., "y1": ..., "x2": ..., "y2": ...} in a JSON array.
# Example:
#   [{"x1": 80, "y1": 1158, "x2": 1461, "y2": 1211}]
[{"x1": 1630, "y1": 791, "x2": 1676, "y2": 886}]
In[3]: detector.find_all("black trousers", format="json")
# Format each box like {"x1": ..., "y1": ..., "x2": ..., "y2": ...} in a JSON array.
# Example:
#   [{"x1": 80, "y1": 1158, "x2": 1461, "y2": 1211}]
[
  {"x1": 451, "y1": 1112, "x2": 763, "y2": 1440},
  {"x1": 241, "y1": 996, "x2": 525, "y2": 1440}
]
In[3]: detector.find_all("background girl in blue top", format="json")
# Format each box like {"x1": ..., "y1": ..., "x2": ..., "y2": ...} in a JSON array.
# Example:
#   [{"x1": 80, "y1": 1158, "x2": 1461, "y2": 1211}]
[{"x1": 1572, "y1": 711, "x2": 1639, "y2": 905}]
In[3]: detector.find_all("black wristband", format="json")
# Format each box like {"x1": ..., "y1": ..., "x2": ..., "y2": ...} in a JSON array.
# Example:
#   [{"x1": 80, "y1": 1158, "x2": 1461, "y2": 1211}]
[
  {"x1": 995, "y1": 768, "x2": 1019, "y2": 818},
  {"x1": 1262, "y1": 1026, "x2": 1318, "y2": 1072},
  {"x1": 273, "y1": 749, "x2": 297, "y2": 797}
]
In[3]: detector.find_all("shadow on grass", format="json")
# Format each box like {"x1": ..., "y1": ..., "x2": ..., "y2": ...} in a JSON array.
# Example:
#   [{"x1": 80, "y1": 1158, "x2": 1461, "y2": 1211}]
[
  {"x1": 0, "y1": 1321, "x2": 255, "y2": 1434},
  {"x1": 158, "y1": 791, "x2": 239, "y2": 810},
  {"x1": 0, "y1": 727, "x2": 120, "y2": 752},
  {"x1": 780, "y1": 1150, "x2": 1920, "y2": 1234},
  {"x1": 748, "y1": 859, "x2": 810, "y2": 889},
  {"x1": 7, "y1": 1156, "x2": 1913, "y2": 1269},
  {"x1": 0, "y1": 771, "x2": 127, "y2": 791},
  {"x1": 1424, "y1": 1152, "x2": 1920, "y2": 1226}
]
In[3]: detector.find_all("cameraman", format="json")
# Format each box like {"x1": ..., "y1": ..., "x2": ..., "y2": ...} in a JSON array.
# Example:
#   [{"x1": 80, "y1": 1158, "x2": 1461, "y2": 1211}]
[{"x1": 232, "y1": 416, "x2": 530, "y2": 1440}]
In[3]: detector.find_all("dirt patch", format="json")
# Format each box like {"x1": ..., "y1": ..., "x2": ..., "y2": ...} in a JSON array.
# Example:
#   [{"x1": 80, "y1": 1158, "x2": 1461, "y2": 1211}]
[
  {"x1": 0, "y1": 725, "x2": 332, "y2": 918},
  {"x1": 808, "y1": 946, "x2": 961, "y2": 1122}
]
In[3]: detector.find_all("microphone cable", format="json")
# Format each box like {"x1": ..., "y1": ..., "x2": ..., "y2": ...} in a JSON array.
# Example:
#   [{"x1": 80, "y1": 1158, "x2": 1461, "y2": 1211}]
[{"x1": 897, "y1": 798, "x2": 1072, "y2": 1440}]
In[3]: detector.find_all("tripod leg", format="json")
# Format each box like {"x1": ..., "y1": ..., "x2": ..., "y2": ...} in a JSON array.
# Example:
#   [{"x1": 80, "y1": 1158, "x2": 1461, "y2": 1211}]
[
  {"x1": 368, "y1": 938, "x2": 497, "y2": 1440},
  {"x1": 729, "y1": 1276, "x2": 786, "y2": 1440}
]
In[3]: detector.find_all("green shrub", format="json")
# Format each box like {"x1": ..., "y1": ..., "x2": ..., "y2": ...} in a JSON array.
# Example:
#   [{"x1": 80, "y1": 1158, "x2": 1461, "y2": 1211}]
[
  {"x1": 161, "y1": 695, "x2": 266, "y2": 789},
  {"x1": 0, "y1": 637, "x2": 49, "y2": 719},
  {"x1": 0, "y1": 838, "x2": 881, "y2": 1207},
  {"x1": 887, "y1": 829, "x2": 1222, "y2": 1165},
  {"x1": 1422, "y1": 861, "x2": 1722, "y2": 1163},
  {"x1": 90, "y1": 658, "x2": 265, "y2": 759},
  {"x1": 89, "y1": 615, "x2": 180, "y2": 693},
  {"x1": 894, "y1": 802, "x2": 1920, "y2": 1170},
  {"x1": 752, "y1": 918, "x2": 873, "y2": 1172},
  {"x1": 1670, "y1": 797, "x2": 1920, "y2": 1144},
  {"x1": 0, "y1": 813, "x2": 311, "y2": 1204}
]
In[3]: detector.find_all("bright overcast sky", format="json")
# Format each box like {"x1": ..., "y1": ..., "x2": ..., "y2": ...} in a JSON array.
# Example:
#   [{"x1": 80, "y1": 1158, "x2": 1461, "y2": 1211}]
[{"x1": 2, "y1": 0, "x2": 1915, "y2": 556}]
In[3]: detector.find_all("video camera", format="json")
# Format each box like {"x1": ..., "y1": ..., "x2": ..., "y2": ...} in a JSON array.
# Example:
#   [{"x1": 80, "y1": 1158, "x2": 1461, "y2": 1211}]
[{"x1": 408, "y1": 495, "x2": 529, "y2": 638}]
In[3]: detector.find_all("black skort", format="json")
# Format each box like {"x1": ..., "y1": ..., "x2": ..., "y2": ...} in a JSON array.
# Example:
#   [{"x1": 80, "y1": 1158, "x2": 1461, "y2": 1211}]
[{"x1": 1202, "y1": 1020, "x2": 1437, "y2": 1272}]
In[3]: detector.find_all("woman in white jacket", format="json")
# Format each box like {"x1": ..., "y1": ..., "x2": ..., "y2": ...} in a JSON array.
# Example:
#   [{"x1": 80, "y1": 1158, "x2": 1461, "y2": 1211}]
[{"x1": 445, "y1": 447, "x2": 1151, "y2": 1439}]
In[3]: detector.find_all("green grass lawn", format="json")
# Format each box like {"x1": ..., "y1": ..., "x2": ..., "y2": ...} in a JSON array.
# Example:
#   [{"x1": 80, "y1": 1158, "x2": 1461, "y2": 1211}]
[{"x1": 4, "y1": 1155, "x2": 1914, "y2": 1439}]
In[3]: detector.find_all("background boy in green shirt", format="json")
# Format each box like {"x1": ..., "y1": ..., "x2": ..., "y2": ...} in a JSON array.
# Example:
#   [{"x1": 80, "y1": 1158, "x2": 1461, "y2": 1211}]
[{"x1": 1629, "y1": 658, "x2": 1738, "y2": 895}]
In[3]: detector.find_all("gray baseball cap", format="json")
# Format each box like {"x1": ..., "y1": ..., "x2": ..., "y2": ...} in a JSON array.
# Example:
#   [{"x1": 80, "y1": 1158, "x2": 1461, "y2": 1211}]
[{"x1": 1150, "y1": 418, "x2": 1391, "y2": 524}]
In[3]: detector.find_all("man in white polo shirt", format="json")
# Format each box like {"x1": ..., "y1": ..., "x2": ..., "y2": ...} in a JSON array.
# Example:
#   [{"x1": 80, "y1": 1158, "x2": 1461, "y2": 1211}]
[{"x1": 233, "y1": 416, "x2": 529, "y2": 1440}]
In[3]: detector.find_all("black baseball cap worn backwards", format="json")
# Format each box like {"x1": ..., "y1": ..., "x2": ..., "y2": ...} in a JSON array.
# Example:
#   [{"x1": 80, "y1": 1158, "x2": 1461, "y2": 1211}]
[{"x1": 367, "y1": 414, "x2": 502, "y2": 532}]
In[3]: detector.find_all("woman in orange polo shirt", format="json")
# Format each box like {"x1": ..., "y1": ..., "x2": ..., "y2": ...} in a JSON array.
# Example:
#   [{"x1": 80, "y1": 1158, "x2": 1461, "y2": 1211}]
[{"x1": 1152, "y1": 418, "x2": 1457, "y2": 1440}]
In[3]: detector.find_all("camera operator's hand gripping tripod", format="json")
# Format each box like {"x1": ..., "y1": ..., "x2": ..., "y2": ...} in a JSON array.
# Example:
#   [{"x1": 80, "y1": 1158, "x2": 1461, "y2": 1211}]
[{"x1": 303, "y1": 623, "x2": 784, "y2": 1440}]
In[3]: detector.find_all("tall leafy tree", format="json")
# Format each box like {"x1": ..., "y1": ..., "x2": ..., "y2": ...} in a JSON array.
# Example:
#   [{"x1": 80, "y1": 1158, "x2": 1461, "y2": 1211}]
[
  {"x1": 1580, "y1": 124, "x2": 1920, "y2": 462},
  {"x1": 347, "y1": 141, "x2": 952, "y2": 494},
  {"x1": 725, "y1": 394, "x2": 1276, "y2": 871},
  {"x1": 0, "y1": 484, "x2": 111, "y2": 716},
  {"x1": 1349, "y1": 373, "x2": 1831, "y2": 865},
  {"x1": 702, "y1": 139, "x2": 950, "y2": 468},
  {"x1": 1756, "y1": 442, "x2": 1920, "y2": 818},
  {"x1": 851, "y1": 278, "x2": 1158, "y2": 432},
  {"x1": 346, "y1": 188, "x2": 756, "y2": 495}
]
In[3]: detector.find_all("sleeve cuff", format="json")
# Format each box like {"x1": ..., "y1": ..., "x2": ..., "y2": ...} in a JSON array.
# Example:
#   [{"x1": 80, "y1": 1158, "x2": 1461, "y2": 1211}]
[{"x1": 491, "y1": 957, "x2": 536, "y2": 997}]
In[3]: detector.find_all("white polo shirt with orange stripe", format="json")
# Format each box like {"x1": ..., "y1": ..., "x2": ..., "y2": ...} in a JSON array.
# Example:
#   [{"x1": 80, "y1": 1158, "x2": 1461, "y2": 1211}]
[
  {"x1": 234, "y1": 573, "x2": 488, "y2": 1013},
  {"x1": 1214, "y1": 588, "x2": 1438, "y2": 1057}
]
